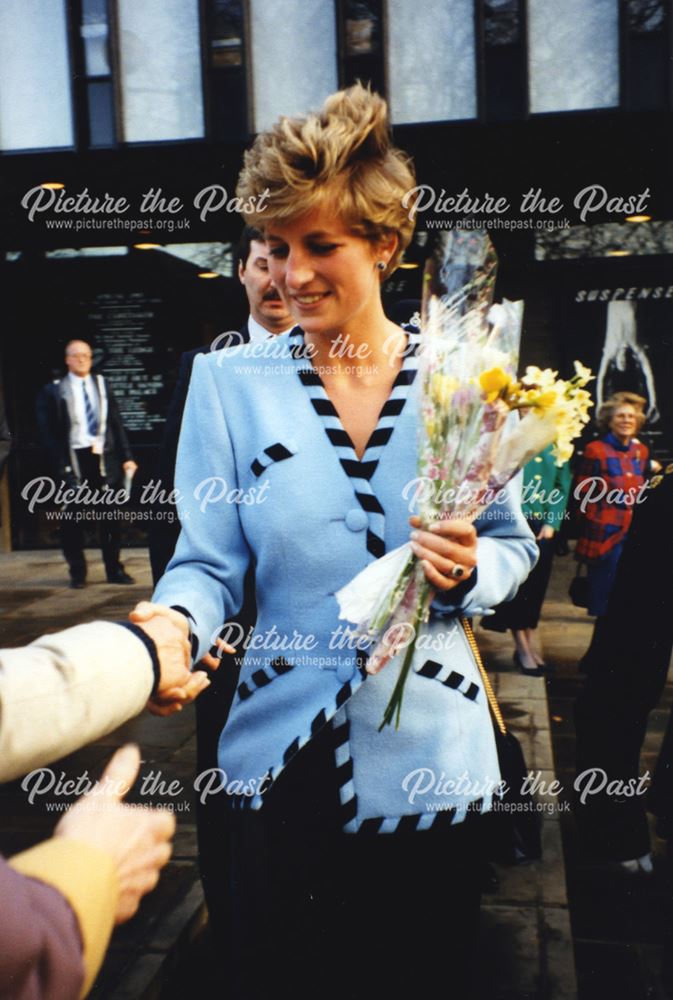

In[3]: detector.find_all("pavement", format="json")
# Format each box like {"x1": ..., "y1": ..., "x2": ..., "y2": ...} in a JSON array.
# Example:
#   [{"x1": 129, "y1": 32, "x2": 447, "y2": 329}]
[{"x1": 0, "y1": 547, "x2": 670, "y2": 999}]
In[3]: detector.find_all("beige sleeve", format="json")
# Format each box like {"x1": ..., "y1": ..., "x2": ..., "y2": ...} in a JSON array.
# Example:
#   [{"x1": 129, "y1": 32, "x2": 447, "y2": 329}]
[
  {"x1": 9, "y1": 837, "x2": 118, "y2": 999},
  {"x1": 0, "y1": 622, "x2": 154, "y2": 782}
]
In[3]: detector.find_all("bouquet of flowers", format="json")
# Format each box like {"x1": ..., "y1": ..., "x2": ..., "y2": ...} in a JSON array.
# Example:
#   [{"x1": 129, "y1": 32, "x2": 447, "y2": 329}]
[{"x1": 336, "y1": 231, "x2": 593, "y2": 729}]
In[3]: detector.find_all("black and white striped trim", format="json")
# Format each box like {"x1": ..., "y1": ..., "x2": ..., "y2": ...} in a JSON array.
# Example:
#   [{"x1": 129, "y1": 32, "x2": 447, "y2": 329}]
[
  {"x1": 245, "y1": 670, "x2": 366, "y2": 810},
  {"x1": 250, "y1": 442, "x2": 296, "y2": 478},
  {"x1": 236, "y1": 657, "x2": 294, "y2": 702},
  {"x1": 292, "y1": 326, "x2": 420, "y2": 562},
  {"x1": 356, "y1": 797, "x2": 483, "y2": 835},
  {"x1": 415, "y1": 658, "x2": 480, "y2": 702},
  {"x1": 331, "y1": 706, "x2": 358, "y2": 831}
]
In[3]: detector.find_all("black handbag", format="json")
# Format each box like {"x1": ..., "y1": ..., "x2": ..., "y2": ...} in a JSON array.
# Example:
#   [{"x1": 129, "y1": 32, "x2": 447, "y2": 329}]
[
  {"x1": 569, "y1": 562, "x2": 590, "y2": 609},
  {"x1": 461, "y1": 617, "x2": 543, "y2": 865}
]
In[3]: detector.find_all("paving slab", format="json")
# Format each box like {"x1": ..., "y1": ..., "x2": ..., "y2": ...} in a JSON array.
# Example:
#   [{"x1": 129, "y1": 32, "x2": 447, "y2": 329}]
[{"x1": 0, "y1": 547, "x2": 579, "y2": 999}]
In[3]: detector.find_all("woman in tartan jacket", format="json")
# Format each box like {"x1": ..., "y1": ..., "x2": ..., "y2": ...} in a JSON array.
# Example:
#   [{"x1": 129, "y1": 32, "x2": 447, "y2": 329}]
[{"x1": 574, "y1": 392, "x2": 650, "y2": 668}]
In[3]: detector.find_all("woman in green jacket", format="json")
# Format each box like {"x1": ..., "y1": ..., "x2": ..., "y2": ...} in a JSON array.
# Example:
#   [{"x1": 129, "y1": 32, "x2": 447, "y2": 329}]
[{"x1": 482, "y1": 444, "x2": 571, "y2": 674}]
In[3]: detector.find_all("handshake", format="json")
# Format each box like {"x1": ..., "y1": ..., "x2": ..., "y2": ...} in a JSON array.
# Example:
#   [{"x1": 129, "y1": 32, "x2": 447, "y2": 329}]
[{"x1": 129, "y1": 602, "x2": 237, "y2": 716}]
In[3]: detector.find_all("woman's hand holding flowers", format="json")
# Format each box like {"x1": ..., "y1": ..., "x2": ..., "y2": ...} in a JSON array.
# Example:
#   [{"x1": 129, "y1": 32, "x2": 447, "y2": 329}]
[{"x1": 408, "y1": 515, "x2": 477, "y2": 591}]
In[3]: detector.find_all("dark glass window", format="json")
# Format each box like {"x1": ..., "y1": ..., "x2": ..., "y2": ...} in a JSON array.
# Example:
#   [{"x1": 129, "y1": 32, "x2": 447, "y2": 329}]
[
  {"x1": 205, "y1": 0, "x2": 248, "y2": 139},
  {"x1": 87, "y1": 79, "x2": 115, "y2": 146},
  {"x1": 482, "y1": 0, "x2": 526, "y2": 119},
  {"x1": 484, "y1": 0, "x2": 520, "y2": 45},
  {"x1": 80, "y1": 0, "x2": 116, "y2": 147},
  {"x1": 626, "y1": 0, "x2": 665, "y2": 32},
  {"x1": 337, "y1": 1, "x2": 385, "y2": 95},
  {"x1": 624, "y1": 0, "x2": 668, "y2": 110}
]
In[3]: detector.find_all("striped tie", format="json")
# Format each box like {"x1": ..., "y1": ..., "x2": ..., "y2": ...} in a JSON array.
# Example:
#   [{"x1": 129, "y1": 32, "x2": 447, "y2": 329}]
[{"x1": 82, "y1": 382, "x2": 98, "y2": 436}]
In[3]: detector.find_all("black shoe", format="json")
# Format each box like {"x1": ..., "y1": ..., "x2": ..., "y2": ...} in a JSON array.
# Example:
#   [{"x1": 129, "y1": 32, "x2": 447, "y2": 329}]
[
  {"x1": 106, "y1": 571, "x2": 136, "y2": 585},
  {"x1": 69, "y1": 578, "x2": 86, "y2": 589},
  {"x1": 513, "y1": 652, "x2": 545, "y2": 677}
]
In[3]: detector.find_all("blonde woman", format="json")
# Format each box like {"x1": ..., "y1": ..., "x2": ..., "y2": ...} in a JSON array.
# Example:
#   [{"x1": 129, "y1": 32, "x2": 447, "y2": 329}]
[
  {"x1": 574, "y1": 392, "x2": 651, "y2": 672},
  {"x1": 139, "y1": 85, "x2": 536, "y2": 998}
]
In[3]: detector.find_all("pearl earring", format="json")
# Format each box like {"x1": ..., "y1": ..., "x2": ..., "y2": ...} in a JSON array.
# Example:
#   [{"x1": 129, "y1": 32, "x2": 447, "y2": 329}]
[{"x1": 376, "y1": 260, "x2": 386, "y2": 271}]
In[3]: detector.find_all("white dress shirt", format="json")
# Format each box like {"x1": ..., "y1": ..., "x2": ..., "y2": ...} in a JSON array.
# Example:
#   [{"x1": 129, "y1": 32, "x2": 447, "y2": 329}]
[
  {"x1": 247, "y1": 315, "x2": 295, "y2": 344},
  {"x1": 68, "y1": 372, "x2": 99, "y2": 449}
]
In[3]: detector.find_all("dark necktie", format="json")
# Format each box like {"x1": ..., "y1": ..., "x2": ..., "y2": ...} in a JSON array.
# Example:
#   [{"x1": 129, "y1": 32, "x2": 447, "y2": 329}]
[{"x1": 82, "y1": 382, "x2": 98, "y2": 436}]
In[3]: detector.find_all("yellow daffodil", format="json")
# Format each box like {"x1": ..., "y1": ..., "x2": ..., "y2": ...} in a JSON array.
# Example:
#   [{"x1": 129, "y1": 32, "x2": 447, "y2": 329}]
[
  {"x1": 552, "y1": 439, "x2": 574, "y2": 466},
  {"x1": 534, "y1": 390, "x2": 558, "y2": 410},
  {"x1": 521, "y1": 365, "x2": 558, "y2": 389},
  {"x1": 479, "y1": 367, "x2": 510, "y2": 402}
]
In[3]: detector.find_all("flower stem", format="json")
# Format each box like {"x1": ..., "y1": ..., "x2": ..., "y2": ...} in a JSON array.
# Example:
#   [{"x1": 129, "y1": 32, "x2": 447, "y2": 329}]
[{"x1": 378, "y1": 578, "x2": 432, "y2": 730}]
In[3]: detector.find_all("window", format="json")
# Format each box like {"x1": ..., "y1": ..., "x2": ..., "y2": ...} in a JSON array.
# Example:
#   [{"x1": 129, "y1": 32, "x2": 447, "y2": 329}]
[
  {"x1": 116, "y1": 0, "x2": 205, "y2": 142},
  {"x1": 338, "y1": 1, "x2": 385, "y2": 94},
  {"x1": 249, "y1": 0, "x2": 338, "y2": 132},
  {"x1": 528, "y1": 0, "x2": 619, "y2": 113},
  {"x1": 80, "y1": 0, "x2": 116, "y2": 147},
  {"x1": 387, "y1": 0, "x2": 477, "y2": 125},
  {"x1": 0, "y1": 0, "x2": 74, "y2": 151},
  {"x1": 482, "y1": 0, "x2": 526, "y2": 119},
  {"x1": 204, "y1": 0, "x2": 248, "y2": 139},
  {"x1": 623, "y1": 0, "x2": 668, "y2": 110}
]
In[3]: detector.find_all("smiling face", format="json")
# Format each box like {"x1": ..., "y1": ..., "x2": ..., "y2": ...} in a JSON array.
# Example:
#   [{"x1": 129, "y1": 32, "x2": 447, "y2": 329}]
[
  {"x1": 239, "y1": 238, "x2": 293, "y2": 333},
  {"x1": 266, "y1": 203, "x2": 396, "y2": 340},
  {"x1": 610, "y1": 403, "x2": 639, "y2": 443}
]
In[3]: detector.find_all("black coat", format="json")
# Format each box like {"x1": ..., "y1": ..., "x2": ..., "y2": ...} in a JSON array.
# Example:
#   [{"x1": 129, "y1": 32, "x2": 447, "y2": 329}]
[{"x1": 36, "y1": 375, "x2": 133, "y2": 488}]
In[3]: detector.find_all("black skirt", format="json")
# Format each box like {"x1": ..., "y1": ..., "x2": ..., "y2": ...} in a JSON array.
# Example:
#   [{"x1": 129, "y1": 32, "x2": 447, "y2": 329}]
[
  {"x1": 218, "y1": 722, "x2": 484, "y2": 1000},
  {"x1": 482, "y1": 524, "x2": 555, "y2": 632}
]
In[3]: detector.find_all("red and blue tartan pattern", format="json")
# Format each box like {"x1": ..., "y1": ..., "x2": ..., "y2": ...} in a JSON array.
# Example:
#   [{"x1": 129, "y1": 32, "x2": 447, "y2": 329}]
[{"x1": 574, "y1": 436, "x2": 649, "y2": 561}]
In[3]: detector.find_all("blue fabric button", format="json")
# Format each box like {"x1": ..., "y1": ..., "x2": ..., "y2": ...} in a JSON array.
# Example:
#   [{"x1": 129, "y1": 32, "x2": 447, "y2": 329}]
[
  {"x1": 345, "y1": 508, "x2": 368, "y2": 532},
  {"x1": 337, "y1": 661, "x2": 356, "y2": 683}
]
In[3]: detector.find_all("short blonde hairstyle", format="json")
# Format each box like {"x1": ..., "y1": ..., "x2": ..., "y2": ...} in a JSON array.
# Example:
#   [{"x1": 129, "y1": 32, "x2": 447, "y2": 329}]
[
  {"x1": 597, "y1": 392, "x2": 647, "y2": 434},
  {"x1": 236, "y1": 84, "x2": 416, "y2": 278}
]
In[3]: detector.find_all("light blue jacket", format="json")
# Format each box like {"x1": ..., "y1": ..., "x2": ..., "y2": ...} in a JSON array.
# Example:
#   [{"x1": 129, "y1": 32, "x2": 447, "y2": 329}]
[{"x1": 154, "y1": 332, "x2": 538, "y2": 831}]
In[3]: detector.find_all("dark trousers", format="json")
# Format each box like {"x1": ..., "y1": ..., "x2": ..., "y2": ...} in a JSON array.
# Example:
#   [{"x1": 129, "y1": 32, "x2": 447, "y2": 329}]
[
  {"x1": 586, "y1": 542, "x2": 623, "y2": 617},
  {"x1": 60, "y1": 448, "x2": 122, "y2": 581},
  {"x1": 221, "y1": 727, "x2": 484, "y2": 1000},
  {"x1": 193, "y1": 652, "x2": 241, "y2": 935},
  {"x1": 649, "y1": 707, "x2": 673, "y2": 837},
  {"x1": 574, "y1": 625, "x2": 673, "y2": 860}
]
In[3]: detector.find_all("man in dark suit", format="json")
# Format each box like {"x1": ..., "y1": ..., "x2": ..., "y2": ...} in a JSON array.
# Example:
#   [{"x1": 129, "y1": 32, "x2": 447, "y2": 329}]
[
  {"x1": 149, "y1": 225, "x2": 293, "y2": 939},
  {"x1": 36, "y1": 339, "x2": 137, "y2": 587}
]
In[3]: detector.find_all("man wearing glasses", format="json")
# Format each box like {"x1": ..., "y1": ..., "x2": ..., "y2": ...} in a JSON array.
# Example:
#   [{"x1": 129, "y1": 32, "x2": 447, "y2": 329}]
[{"x1": 36, "y1": 340, "x2": 138, "y2": 587}]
